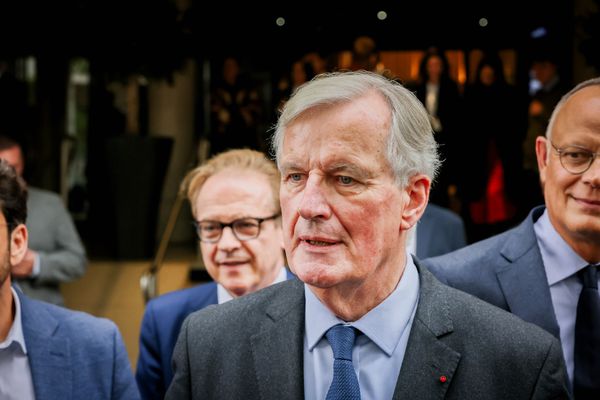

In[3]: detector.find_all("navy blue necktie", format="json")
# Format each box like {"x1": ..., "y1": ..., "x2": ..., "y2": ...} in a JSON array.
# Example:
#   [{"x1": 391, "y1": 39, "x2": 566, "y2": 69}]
[
  {"x1": 574, "y1": 264, "x2": 600, "y2": 398},
  {"x1": 325, "y1": 325, "x2": 361, "y2": 400}
]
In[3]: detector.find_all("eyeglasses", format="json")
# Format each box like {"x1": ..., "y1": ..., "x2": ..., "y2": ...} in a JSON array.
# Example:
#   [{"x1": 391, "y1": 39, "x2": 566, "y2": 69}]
[
  {"x1": 192, "y1": 214, "x2": 280, "y2": 243},
  {"x1": 551, "y1": 141, "x2": 600, "y2": 175}
]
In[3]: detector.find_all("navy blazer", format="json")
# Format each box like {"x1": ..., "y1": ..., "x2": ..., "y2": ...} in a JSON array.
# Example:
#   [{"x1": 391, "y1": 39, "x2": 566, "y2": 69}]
[
  {"x1": 136, "y1": 270, "x2": 294, "y2": 400},
  {"x1": 18, "y1": 288, "x2": 139, "y2": 400},
  {"x1": 416, "y1": 204, "x2": 467, "y2": 259},
  {"x1": 423, "y1": 206, "x2": 561, "y2": 338}
]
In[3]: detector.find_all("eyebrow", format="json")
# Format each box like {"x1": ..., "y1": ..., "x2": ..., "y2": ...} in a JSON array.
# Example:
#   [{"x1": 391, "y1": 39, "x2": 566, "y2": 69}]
[
  {"x1": 325, "y1": 162, "x2": 371, "y2": 178},
  {"x1": 279, "y1": 158, "x2": 376, "y2": 180},
  {"x1": 279, "y1": 160, "x2": 304, "y2": 173},
  {"x1": 557, "y1": 143, "x2": 597, "y2": 151}
]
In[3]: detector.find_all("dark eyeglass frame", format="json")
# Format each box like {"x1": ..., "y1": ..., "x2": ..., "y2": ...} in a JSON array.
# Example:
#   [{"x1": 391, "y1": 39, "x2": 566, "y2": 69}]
[
  {"x1": 550, "y1": 141, "x2": 600, "y2": 175},
  {"x1": 192, "y1": 214, "x2": 280, "y2": 243}
]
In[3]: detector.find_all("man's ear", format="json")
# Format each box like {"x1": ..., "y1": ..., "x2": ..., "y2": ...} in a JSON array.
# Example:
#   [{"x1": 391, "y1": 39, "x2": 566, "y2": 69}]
[
  {"x1": 400, "y1": 174, "x2": 430, "y2": 231},
  {"x1": 9, "y1": 224, "x2": 28, "y2": 266},
  {"x1": 536, "y1": 136, "x2": 549, "y2": 185}
]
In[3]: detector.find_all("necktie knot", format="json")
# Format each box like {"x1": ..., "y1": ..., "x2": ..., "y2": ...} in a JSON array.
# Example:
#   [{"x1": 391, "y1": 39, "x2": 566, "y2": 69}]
[
  {"x1": 579, "y1": 264, "x2": 599, "y2": 290},
  {"x1": 326, "y1": 325, "x2": 357, "y2": 361}
]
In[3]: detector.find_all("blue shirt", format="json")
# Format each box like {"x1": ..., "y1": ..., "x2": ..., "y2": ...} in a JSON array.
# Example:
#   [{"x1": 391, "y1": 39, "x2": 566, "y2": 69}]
[
  {"x1": 534, "y1": 210, "x2": 600, "y2": 385},
  {"x1": 0, "y1": 288, "x2": 35, "y2": 400},
  {"x1": 303, "y1": 253, "x2": 420, "y2": 400}
]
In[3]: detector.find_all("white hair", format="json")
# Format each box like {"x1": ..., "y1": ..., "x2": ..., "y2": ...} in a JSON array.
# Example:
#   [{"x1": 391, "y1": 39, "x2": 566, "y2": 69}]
[{"x1": 271, "y1": 71, "x2": 440, "y2": 188}]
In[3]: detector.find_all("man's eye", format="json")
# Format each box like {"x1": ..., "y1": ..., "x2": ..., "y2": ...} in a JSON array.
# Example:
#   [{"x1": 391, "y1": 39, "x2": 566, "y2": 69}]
[
  {"x1": 236, "y1": 220, "x2": 258, "y2": 229},
  {"x1": 564, "y1": 151, "x2": 591, "y2": 162},
  {"x1": 338, "y1": 176, "x2": 354, "y2": 185},
  {"x1": 202, "y1": 224, "x2": 219, "y2": 232},
  {"x1": 289, "y1": 173, "x2": 303, "y2": 182}
]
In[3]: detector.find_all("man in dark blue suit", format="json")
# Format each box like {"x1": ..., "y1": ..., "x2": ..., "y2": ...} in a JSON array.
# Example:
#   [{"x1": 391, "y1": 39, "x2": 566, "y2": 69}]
[
  {"x1": 424, "y1": 77, "x2": 600, "y2": 397},
  {"x1": 0, "y1": 160, "x2": 139, "y2": 400},
  {"x1": 412, "y1": 203, "x2": 466, "y2": 258},
  {"x1": 136, "y1": 149, "x2": 292, "y2": 400}
]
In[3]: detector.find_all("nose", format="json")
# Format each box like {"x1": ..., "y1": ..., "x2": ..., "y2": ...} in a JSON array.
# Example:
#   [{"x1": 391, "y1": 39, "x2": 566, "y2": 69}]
[
  {"x1": 216, "y1": 226, "x2": 241, "y2": 252},
  {"x1": 297, "y1": 174, "x2": 332, "y2": 220},
  {"x1": 582, "y1": 156, "x2": 600, "y2": 189}
]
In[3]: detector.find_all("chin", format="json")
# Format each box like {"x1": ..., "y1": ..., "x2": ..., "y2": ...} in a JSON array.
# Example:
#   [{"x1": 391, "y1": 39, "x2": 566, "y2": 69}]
[
  {"x1": 223, "y1": 280, "x2": 252, "y2": 297},
  {"x1": 292, "y1": 261, "x2": 341, "y2": 288},
  {"x1": 571, "y1": 223, "x2": 600, "y2": 241}
]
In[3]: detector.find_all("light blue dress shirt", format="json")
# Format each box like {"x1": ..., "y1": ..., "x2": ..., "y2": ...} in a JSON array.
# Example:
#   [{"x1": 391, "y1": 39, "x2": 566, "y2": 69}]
[
  {"x1": 303, "y1": 253, "x2": 420, "y2": 400},
  {"x1": 0, "y1": 288, "x2": 35, "y2": 400},
  {"x1": 534, "y1": 210, "x2": 600, "y2": 385}
]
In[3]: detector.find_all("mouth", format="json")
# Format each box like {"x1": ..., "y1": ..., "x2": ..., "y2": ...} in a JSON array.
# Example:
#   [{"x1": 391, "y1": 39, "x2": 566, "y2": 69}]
[
  {"x1": 218, "y1": 260, "x2": 249, "y2": 267},
  {"x1": 573, "y1": 196, "x2": 600, "y2": 207},
  {"x1": 299, "y1": 236, "x2": 340, "y2": 248}
]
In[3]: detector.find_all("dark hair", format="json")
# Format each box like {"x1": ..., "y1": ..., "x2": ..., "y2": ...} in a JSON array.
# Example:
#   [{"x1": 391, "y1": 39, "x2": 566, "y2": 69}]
[
  {"x1": 475, "y1": 54, "x2": 507, "y2": 86},
  {"x1": 418, "y1": 47, "x2": 451, "y2": 83},
  {"x1": 0, "y1": 135, "x2": 20, "y2": 152},
  {"x1": 0, "y1": 159, "x2": 27, "y2": 232}
]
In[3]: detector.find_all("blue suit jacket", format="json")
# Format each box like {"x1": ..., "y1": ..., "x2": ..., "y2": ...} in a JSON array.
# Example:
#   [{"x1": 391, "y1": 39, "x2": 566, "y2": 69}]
[
  {"x1": 18, "y1": 289, "x2": 139, "y2": 399},
  {"x1": 416, "y1": 204, "x2": 467, "y2": 259},
  {"x1": 136, "y1": 270, "x2": 294, "y2": 400},
  {"x1": 422, "y1": 206, "x2": 560, "y2": 338}
]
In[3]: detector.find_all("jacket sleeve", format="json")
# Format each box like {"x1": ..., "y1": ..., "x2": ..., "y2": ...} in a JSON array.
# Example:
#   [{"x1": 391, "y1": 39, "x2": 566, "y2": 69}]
[
  {"x1": 136, "y1": 303, "x2": 167, "y2": 400},
  {"x1": 111, "y1": 322, "x2": 141, "y2": 400},
  {"x1": 34, "y1": 195, "x2": 87, "y2": 284}
]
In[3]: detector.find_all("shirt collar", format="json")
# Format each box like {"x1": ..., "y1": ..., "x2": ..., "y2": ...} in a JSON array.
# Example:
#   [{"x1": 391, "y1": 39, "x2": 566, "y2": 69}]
[
  {"x1": 305, "y1": 253, "x2": 420, "y2": 356},
  {"x1": 0, "y1": 287, "x2": 27, "y2": 354},
  {"x1": 534, "y1": 210, "x2": 589, "y2": 285},
  {"x1": 217, "y1": 266, "x2": 288, "y2": 304}
]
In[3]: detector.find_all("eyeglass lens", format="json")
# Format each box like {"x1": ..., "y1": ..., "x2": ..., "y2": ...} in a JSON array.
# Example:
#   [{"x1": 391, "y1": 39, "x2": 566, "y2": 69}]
[{"x1": 559, "y1": 147, "x2": 595, "y2": 174}]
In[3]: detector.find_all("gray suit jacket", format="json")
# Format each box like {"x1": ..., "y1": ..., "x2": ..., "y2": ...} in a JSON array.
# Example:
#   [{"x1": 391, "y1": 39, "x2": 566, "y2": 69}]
[
  {"x1": 15, "y1": 187, "x2": 87, "y2": 305},
  {"x1": 423, "y1": 206, "x2": 560, "y2": 338},
  {"x1": 166, "y1": 259, "x2": 569, "y2": 399},
  {"x1": 416, "y1": 204, "x2": 467, "y2": 259}
]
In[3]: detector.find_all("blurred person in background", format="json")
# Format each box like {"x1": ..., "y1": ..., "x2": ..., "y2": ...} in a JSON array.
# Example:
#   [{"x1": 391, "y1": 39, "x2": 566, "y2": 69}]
[
  {"x1": 410, "y1": 203, "x2": 467, "y2": 259},
  {"x1": 0, "y1": 136, "x2": 86, "y2": 306},
  {"x1": 522, "y1": 52, "x2": 568, "y2": 213},
  {"x1": 136, "y1": 149, "x2": 292, "y2": 400},
  {"x1": 209, "y1": 57, "x2": 263, "y2": 155},
  {"x1": 460, "y1": 54, "x2": 525, "y2": 241},
  {"x1": 415, "y1": 48, "x2": 462, "y2": 210}
]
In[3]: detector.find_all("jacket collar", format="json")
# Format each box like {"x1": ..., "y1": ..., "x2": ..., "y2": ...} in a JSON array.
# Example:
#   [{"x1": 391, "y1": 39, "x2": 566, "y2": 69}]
[
  {"x1": 18, "y1": 289, "x2": 72, "y2": 399},
  {"x1": 495, "y1": 206, "x2": 560, "y2": 337},
  {"x1": 393, "y1": 259, "x2": 459, "y2": 399}
]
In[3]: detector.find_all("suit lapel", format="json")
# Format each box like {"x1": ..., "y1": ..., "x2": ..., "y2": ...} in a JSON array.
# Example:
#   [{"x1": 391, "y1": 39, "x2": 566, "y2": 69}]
[
  {"x1": 250, "y1": 280, "x2": 305, "y2": 400},
  {"x1": 394, "y1": 262, "x2": 460, "y2": 399},
  {"x1": 495, "y1": 207, "x2": 560, "y2": 337},
  {"x1": 19, "y1": 292, "x2": 72, "y2": 399}
]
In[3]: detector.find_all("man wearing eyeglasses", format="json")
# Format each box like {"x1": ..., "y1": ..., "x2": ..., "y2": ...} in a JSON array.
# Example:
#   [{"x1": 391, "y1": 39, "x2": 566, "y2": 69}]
[
  {"x1": 424, "y1": 77, "x2": 600, "y2": 397},
  {"x1": 136, "y1": 149, "x2": 291, "y2": 400}
]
